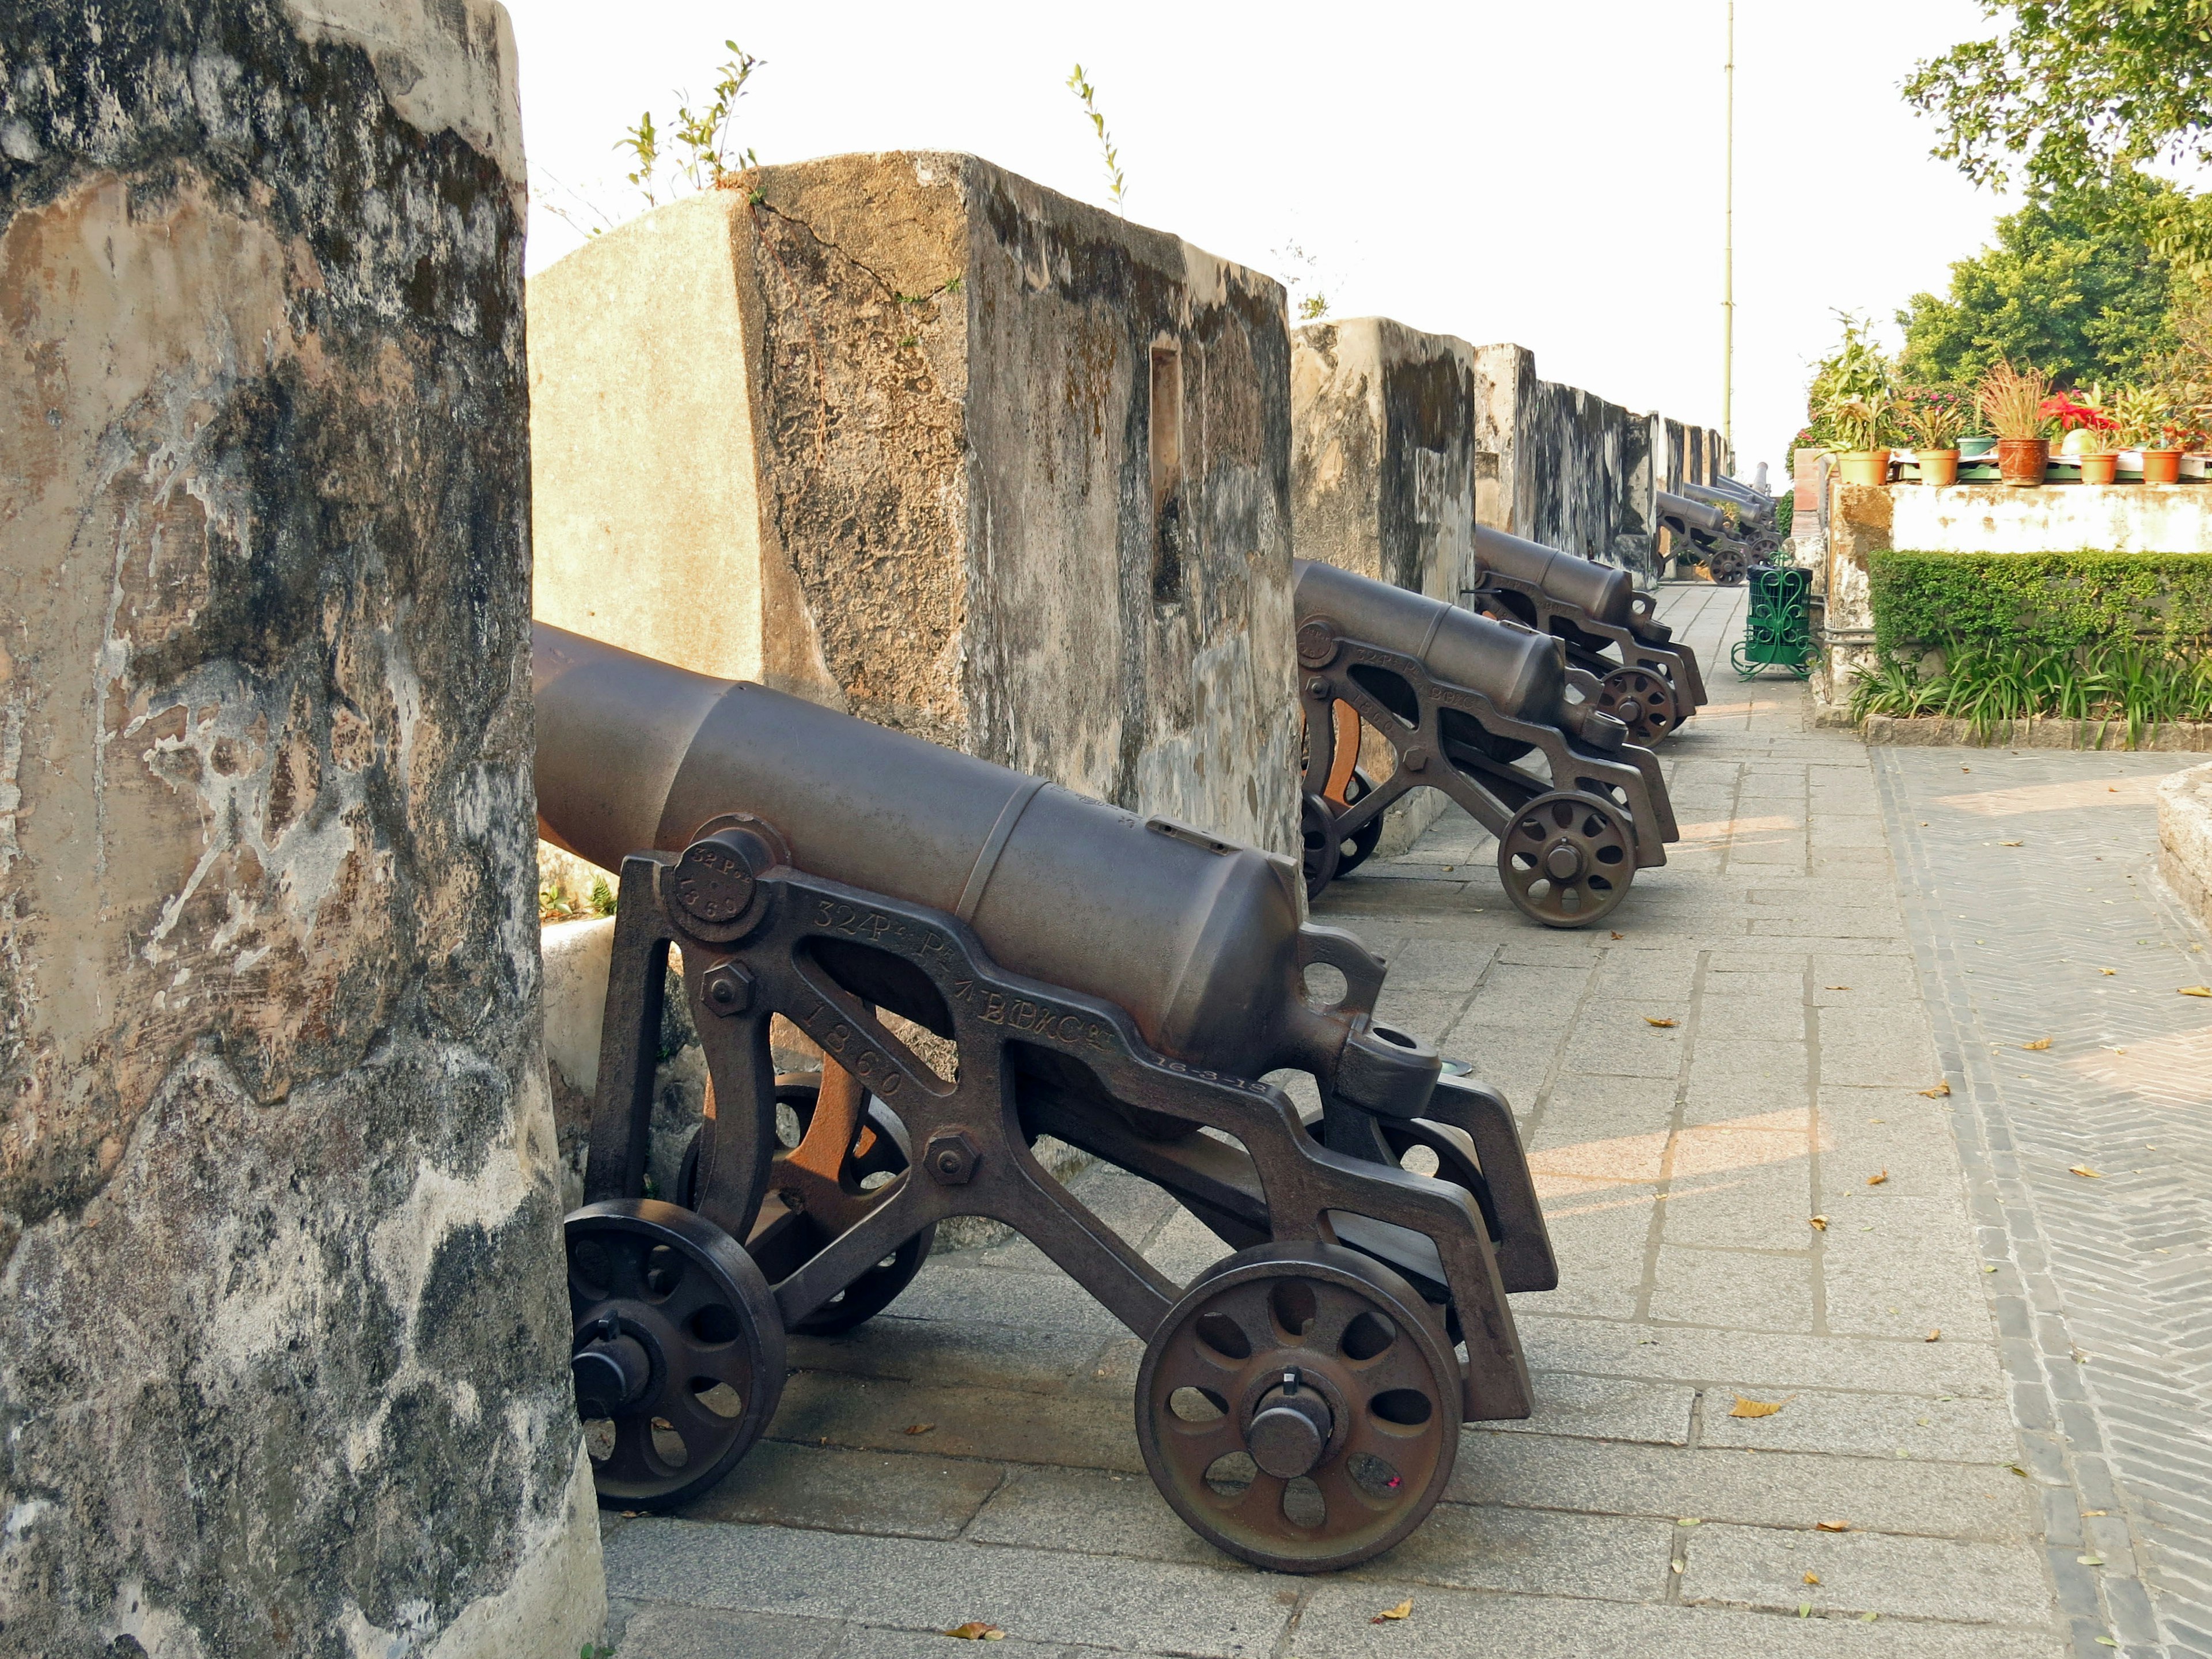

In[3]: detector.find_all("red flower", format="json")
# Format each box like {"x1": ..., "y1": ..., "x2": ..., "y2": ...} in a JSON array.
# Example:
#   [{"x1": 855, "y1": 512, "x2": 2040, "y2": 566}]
[{"x1": 2040, "y1": 394, "x2": 2116, "y2": 432}]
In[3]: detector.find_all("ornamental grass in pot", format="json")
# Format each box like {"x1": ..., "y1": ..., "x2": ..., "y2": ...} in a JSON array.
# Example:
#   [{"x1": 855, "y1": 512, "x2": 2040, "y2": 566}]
[
  {"x1": 1900, "y1": 388, "x2": 1969, "y2": 486},
  {"x1": 1821, "y1": 384, "x2": 1895, "y2": 486},
  {"x1": 1977, "y1": 360, "x2": 2052, "y2": 484}
]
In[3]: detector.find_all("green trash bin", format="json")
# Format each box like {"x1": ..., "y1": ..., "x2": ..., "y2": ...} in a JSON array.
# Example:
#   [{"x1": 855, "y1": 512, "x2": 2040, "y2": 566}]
[{"x1": 1730, "y1": 565, "x2": 1812, "y2": 680}]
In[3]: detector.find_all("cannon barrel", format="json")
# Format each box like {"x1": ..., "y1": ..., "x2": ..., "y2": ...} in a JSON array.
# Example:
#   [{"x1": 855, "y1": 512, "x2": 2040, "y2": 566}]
[
  {"x1": 533, "y1": 622, "x2": 1351, "y2": 1085},
  {"x1": 1471, "y1": 526, "x2": 1636, "y2": 627},
  {"x1": 1293, "y1": 559, "x2": 1619, "y2": 744},
  {"x1": 1656, "y1": 489, "x2": 1729, "y2": 536}
]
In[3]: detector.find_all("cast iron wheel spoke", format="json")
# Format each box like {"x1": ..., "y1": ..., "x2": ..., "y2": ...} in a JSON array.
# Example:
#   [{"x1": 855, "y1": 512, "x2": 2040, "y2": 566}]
[
  {"x1": 1137, "y1": 1245, "x2": 1463, "y2": 1573},
  {"x1": 1313, "y1": 1458, "x2": 1399, "y2": 1519},
  {"x1": 596, "y1": 1409, "x2": 666, "y2": 1487},
  {"x1": 1152, "y1": 1340, "x2": 1244, "y2": 1399}
]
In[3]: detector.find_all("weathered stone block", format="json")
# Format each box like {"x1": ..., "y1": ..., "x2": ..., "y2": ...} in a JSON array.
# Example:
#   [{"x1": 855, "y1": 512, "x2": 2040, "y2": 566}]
[
  {"x1": 2157, "y1": 761, "x2": 2212, "y2": 933},
  {"x1": 528, "y1": 152, "x2": 1298, "y2": 858},
  {"x1": 1290, "y1": 317, "x2": 1477, "y2": 853},
  {"x1": 0, "y1": 3, "x2": 599, "y2": 1653}
]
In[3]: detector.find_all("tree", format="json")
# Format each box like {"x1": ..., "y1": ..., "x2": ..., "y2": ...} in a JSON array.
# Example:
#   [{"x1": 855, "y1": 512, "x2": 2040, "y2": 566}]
[
  {"x1": 1896, "y1": 175, "x2": 2178, "y2": 390},
  {"x1": 1906, "y1": 3, "x2": 2212, "y2": 271}
]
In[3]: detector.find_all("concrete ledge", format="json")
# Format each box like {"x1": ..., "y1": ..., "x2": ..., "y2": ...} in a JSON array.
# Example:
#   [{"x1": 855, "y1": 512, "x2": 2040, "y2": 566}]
[
  {"x1": 1859, "y1": 714, "x2": 2212, "y2": 751},
  {"x1": 2158, "y1": 762, "x2": 2212, "y2": 933}
]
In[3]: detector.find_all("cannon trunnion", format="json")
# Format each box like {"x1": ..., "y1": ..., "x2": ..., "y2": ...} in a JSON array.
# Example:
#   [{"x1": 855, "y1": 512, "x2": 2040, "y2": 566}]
[
  {"x1": 1465, "y1": 525, "x2": 1710, "y2": 745},
  {"x1": 1294, "y1": 560, "x2": 1679, "y2": 928},
  {"x1": 536, "y1": 623, "x2": 1556, "y2": 1573}
]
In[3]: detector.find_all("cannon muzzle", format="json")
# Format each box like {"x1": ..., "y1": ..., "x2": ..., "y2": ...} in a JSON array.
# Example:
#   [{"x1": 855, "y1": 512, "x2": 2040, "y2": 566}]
[{"x1": 534, "y1": 622, "x2": 1408, "y2": 1097}]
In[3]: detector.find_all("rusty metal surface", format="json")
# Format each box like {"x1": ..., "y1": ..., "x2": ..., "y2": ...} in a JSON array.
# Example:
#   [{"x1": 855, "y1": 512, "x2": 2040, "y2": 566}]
[
  {"x1": 536, "y1": 623, "x2": 1558, "y2": 1570},
  {"x1": 1469, "y1": 524, "x2": 1711, "y2": 721},
  {"x1": 1290, "y1": 567, "x2": 1679, "y2": 927}
]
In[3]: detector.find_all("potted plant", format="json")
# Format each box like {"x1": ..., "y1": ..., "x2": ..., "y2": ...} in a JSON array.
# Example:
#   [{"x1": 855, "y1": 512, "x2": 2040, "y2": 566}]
[
  {"x1": 2047, "y1": 387, "x2": 2119, "y2": 484},
  {"x1": 1820, "y1": 385, "x2": 1895, "y2": 486},
  {"x1": 1977, "y1": 360, "x2": 2054, "y2": 484},
  {"x1": 1900, "y1": 388, "x2": 1969, "y2": 486},
  {"x1": 2107, "y1": 385, "x2": 2178, "y2": 482}
]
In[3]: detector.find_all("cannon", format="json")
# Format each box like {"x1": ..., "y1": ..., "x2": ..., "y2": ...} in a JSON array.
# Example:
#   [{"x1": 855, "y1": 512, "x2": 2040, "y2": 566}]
[
  {"x1": 1294, "y1": 560, "x2": 1677, "y2": 928},
  {"x1": 1465, "y1": 524, "x2": 1709, "y2": 744},
  {"x1": 535, "y1": 621, "x2": 1556, "y2": 1573},
  {"x1": 1680, "y1": 474, "x2": 1781, "y2": 540},
  {"x1": 1657, "y1": 487, "x2": 1777, "y2": 585}
]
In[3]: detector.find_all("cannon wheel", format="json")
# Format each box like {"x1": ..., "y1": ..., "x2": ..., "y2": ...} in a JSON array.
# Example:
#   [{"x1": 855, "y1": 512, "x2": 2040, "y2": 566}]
[
  {"x1": 567, "y1": 1199, "x2": 786, "y2": 1509},
  {"x1": 1495, "y1": 790, "x2": 1635, "y2": 929},
  {"x1": 678, "y1": 1073, "x2": 935, "y2": 1336},
  {"x1": 1596, "y1": 666, "x2": 1680, "y2": 745},
  {"x1": 1134, "y1": 1243, "x2": 1461, "y2": 1573},
  {"x1": 1705, "y1": 547, "x2": 1748, "y2": 585}
]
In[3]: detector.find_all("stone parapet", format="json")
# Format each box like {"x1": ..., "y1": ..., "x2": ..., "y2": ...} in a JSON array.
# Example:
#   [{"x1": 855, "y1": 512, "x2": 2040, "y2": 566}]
[
  {"x1": 1290, "y1": 318, "x2": 1478, "y2": 853},
  {"x1": 2158, "y1": 763, "x2": 2212, "y2": 933},
  {"x1": 1890, "y1": 482, "x2": 2212, "y2": 554},
  {"x1": 0, "y1": 3, "x2": 600, "y2": 1653},
  {"x1": 529, "y1": 153, "x2": 1298, "y2": 859}
]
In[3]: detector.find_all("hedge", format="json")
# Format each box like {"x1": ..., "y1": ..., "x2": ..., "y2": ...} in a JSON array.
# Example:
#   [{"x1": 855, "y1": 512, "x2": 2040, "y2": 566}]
[{"x1": 1866, "y1": 551, "x2": 2212, "y2": 656}]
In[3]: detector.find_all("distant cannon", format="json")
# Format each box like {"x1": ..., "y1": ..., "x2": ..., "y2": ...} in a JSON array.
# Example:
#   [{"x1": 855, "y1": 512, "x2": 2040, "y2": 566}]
[
  {"x1": 1657, "y1": 487, "x2": 1778, "y2": 585},
  {"x1": 535, "y1": 622, "x2": 1556, "y2": 1573},
  {"x1": 1465, "y1": 525, "x2": 1709, "y2": 745},
  {"x1": 1293, "y1": 560, "x2": 1677, "y2": 928}
]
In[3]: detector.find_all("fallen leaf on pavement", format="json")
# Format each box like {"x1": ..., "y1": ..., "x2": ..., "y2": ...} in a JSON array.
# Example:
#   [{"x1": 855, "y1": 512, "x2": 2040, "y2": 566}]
[
  {"x1": 904, "y1": 1423, "x2": 936, "y2": 1435},
  {"x1": 944, "y1": 1623, "x2": 1006, "y2": 1641},
  {"x1": 1825, "y1": 984, "x2": 1850, "y2": 990},
  {"x1": 2181, "y1": 986, "x2": 2212, "y2": 997},
  {"x1": 1729, "y1": 1395, "x2": 1789, "y2": 1418},
  {"x1": 2008, "y1": 1464, "x2": 2029, "y2": 1478},
  {"x1": 2001, "y1": 839, "x2": 2022, "y2": 846},
  {"x1": 1804, "y1": 1573, "x2": 1821, "y2": 1585},
  {"x1": 1809, "y1": 1215, "x2": 1828, "y2": 1231},
  {"x1": 2070, "y1": 1165, "x2": 2104, "y2": 1179},
  {"x1": 1926, "y1": 1329, "x2": 1941, "y2": 1342},
  {"x1": 1370, "y1": 1600, "x2": 1413, "y2": 1624},
  {"x1": 1645, "y1": 1017, "x2": 1678, "y2": 1028},
  {"x1": 2100, "y1": 968, "x2": 2116, "y2": 975},
  {"x1": 2022, "y1": 1037, "x2": 2051, "y2": 1051},
  {"x1": 1815, "y1": 1520, "x2": 1852, "y2": 1532},
  {"x1": 1610, "y1": 930, "x2": 1624, "y2": 939},
  {"x1": 1797, "y1": 1603, "x2": 1812, "y2": 1619},
  {"x1": 1919, "y1": 1082, "x2": 1950, "y2": 1097},
  {"x1": 1866, "y1": 1170, "x2": 1888, "y2": 1185}
]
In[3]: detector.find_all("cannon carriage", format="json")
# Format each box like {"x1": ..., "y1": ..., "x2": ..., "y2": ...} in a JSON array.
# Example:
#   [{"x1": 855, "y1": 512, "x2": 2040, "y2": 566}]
[
  {"x1": 1656, "y1": 487, "x2": 1777, "y2": 586},
  {"x1": 1294, "y1": 560, "x2": 1679, "y2": 928},
  {"x1": 1464, "y1": 525, "x2": 1709, "y2": 744},
  {"x1": 536, "y1": 623, "x2": 1557, "y2": 1573}
]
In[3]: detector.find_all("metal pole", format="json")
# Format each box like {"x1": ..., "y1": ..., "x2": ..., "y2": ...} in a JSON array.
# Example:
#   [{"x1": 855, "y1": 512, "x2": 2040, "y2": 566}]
[{"x1": 1722, "y1": 0, "x2": 1734, "y2": 449}]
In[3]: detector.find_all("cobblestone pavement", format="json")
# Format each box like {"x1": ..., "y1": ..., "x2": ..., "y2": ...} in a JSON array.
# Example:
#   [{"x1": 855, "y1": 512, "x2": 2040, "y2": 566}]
[
  {"x1": 601, "y1": 585, "x2": 2078, "y2": 1658},
  {"x1": 1877, "y1": 744, "x2": 2212, "y2": 1659}
]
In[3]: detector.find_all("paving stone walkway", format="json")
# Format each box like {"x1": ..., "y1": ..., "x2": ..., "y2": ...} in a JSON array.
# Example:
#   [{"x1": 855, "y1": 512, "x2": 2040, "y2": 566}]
[{"x1": 597, "y1": 584, "x2": 2204, "y2": 1658}]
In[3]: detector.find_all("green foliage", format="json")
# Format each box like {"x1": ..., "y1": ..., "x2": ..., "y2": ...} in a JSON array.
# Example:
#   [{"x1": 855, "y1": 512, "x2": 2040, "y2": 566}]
[
  {"x1": 1866, "y1": 551, "x2": 2212, "y2": 658},
  {"x1": 1774, "y1": 495, "x2": 1794, "y2": 539},
  {"x1": 589, "y1": 876, "x2": 617, "y2": 917},
  {"x1": 1896, "y1": 175, "x2": 2180, "y2": 389},
  {"x1": 1804, "y1": 314, "x2": 1897, "y2": 448},
  {"x1": 1850, "y1": 637, "x2": 2212, "y2": 745},
  {"x1": 1066, "y1": 64, "x2": 1128, "y2": 215},
  {"x1": 1899, "y1": 386, "x2": 1972, "y2": 449},
  {"x1": 618, "y1": 41, "x2": 763, "y2": 208},
  {"x1": 1906, "y1": 4, "x2": 2212, "y2": 197}
]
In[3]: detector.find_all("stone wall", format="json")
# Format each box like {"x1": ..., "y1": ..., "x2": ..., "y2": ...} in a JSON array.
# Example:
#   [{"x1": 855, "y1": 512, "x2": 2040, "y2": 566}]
[
  {"x1": 1890, "y1": 483, "x2": 2212, "y2": 554},
  {"x1": 0, "y1": 4, "x2": 600, "y2": 1654},
  {"x1": 529, "y1": 153, "x2": 1298, "y2": 860},
  {"x1": 2158, "y1": 762, "x2": 2212, "y2": 933},
  {"x1": 1289, "y1": 317, "x2": 1478, "y2": 853},
  {"x1": 1809, "y1": 481, "x2": 1895, "y2": 712},
  {"x1": 1472, "y1": 344, "x2": 1728, "y2": 579}
]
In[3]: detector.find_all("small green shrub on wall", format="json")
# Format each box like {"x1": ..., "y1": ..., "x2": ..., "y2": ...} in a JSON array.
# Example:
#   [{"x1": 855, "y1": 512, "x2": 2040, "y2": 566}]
[
  {"x1": 1867, "y1": 551, "x2": 2212, "y2": 656},
  {"x1": 1858, "y1": 551, "x2": 2212, "y2": 741}
]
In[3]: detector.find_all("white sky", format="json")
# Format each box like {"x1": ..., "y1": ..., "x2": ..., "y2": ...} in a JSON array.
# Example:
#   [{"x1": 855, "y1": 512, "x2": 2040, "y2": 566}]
[{"x1": 504, "y1": 0, "x2": 2014, "y2": 483}]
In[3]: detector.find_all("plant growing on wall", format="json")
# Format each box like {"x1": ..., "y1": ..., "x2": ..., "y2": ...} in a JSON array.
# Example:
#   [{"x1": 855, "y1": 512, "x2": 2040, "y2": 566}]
[
  {"x1": 1976, "y1": 359, "x2": 2054, "y2": 438},
  {"x1": 1804, "y1": 313, "x2": 1897, "y2": 448},
  {"x1": 620, "y1": 41, "x2": 764, "y2": 205},
  {"x1": 1066, "y1": 64, "x2": 1129, "y2": 216}
]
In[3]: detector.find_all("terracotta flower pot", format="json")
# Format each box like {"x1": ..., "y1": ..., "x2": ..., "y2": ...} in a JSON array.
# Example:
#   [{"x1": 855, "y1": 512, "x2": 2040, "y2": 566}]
[
  {"x1": 2143, "y1": 448, "x2": 2183, "y2": 484},
  {"x1": 2078, "y1": 452, "x2": 2119, "y2": 485},
  {"x1": 1916, "y1": 449, "x2": 1960, "y2": 487},
  {"x1": 1996, "y1": 437, "x2": 2050, "y2": 486},
  {"x1": 1837, "y1": 449, "x2": 1891, "y2": 487}
]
